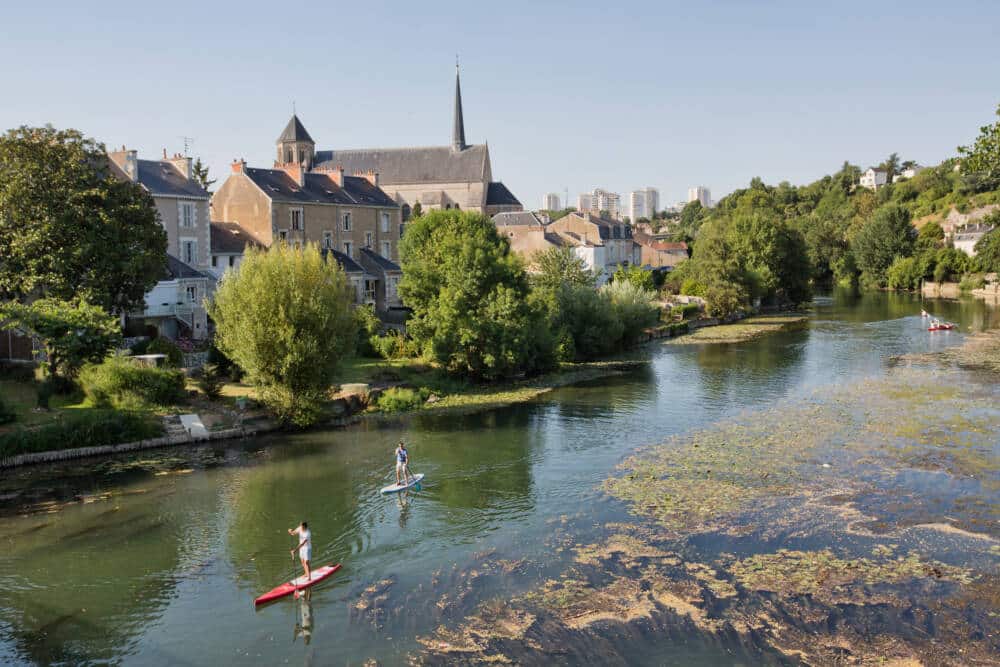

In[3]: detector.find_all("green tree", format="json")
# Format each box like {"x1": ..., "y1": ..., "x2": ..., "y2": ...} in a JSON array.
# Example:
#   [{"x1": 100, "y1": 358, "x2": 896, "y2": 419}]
[
  {"x1": 0, "y1": 298, "x2": 121, "y2": 386},
  {"x1": 973, "y1": 215, "x2": 1000, "y2": 273},
  {"x1": 208, "y1": 243, "x2": 357, "y2": 426},
  {"x1": 957, "y1": 103, "x2": 1000, "y2": 188},
  {"x1": 192, "y1": 158, "x2": 216, "y2": 192},
  {"x1": 531, "y1": 246, "x2": 596, "y2": 290},
  {"x1": 612, "y1": 264, "x2": 655, "y2": 291},
  {"x1": 411, "y1": 201, "x2": 423, "y2": 218},
  {"x1": 886, "y1": 256, "x2": 923, "y2": 290},
  {"x1": 0, "y1": 126, "x2": 167, "y2": 312},
  {"x1": 932, "y1": 247, "x2": 969, "y2": 283},
  {"x1": 398, "y1": 210, "x2": 552, "y2": 379},
  {"x1": 879, "y1": 152, "x2": 902, "y2": 182},
  {"x1": 851, "y1": 204, "x2": 916, "y2": 287},
  {"x1": 599, "y1": 280, "x2": 659, "y2": 345}
]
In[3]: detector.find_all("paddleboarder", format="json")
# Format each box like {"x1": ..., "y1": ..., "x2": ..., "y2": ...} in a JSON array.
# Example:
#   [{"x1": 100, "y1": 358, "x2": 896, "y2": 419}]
[
  {"x1": 395, "y1": 440, "x2": 413, "y2": 487},
  {"x1": 288, "y1": 521, "x2": 312, "y2": 582}
]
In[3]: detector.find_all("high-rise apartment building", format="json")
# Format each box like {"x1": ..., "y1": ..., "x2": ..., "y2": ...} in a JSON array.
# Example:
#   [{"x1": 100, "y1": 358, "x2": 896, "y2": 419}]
[
  {"x1": 542, "y1": 193, "x2": 561, "y2": 211},
  {"x1": 577, "y1": 192, "x2": 593, "y2": 212},
  {"x1": 591, "y1": 188, "x2": 622, "y2": 219},
  {"x1": 629, "y1": 187, "x2": 659, "y2": 221},
  {"x1": 687, "y1": 186, "x2": 712, "y2": 208}
]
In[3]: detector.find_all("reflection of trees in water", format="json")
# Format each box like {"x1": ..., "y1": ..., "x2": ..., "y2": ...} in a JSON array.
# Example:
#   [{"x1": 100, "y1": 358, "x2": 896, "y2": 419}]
[
  {"x1": 822, "y1": 288, "x2": 1000, "y2": 329},
  {"x1": 546, "y1": 365, "x2": 657, "y2": 422},
  {"x1": 0, "y1": 478, "x2": 221, "y2": 665}
]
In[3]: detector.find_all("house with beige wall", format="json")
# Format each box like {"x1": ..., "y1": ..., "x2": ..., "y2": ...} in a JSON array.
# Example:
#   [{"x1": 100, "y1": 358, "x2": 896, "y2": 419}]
[
  {"x1": 547, "y1": 212, "x2": 639, "y2": 281},
  {"x1": 633, "y1": 230, "x2": 688, "y2": 269},
  {"x1": 108, "y1": 148, "x2": 214, "y2": 340},
  {"x1": 211, "y1": 142, "x2": 404, "y2": 312},
  {"x1": 492, "y1": 211, "x2": 605, "y2": 281}
]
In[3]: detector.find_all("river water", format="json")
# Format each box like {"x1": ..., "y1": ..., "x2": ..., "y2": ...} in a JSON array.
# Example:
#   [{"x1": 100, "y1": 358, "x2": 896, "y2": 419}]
[{"x1": 1, "y1": 291, "x2": 997, "y2": 666}]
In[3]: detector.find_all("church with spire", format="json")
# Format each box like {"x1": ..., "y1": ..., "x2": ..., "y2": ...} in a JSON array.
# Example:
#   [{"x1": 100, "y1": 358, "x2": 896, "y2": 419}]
[{"x1": 284, "y1": 66, "x2": 523, "y2": 218}]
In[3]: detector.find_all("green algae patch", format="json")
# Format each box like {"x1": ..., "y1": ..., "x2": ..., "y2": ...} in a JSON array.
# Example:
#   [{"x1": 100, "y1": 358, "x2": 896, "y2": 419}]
[
  {"x1": 666, "y1": 314, "x2": 808, "y2": 345},
  {"x1": 728, "y1": 548, "x2": 975, "y2": 604}
]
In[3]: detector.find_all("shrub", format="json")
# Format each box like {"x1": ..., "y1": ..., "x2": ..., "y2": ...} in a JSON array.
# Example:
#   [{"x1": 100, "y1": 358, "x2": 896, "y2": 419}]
[
  {"x1": 36, "y1": 378, "x2": 55, "y2": 409},
  {"x1": 600, "y1": 280, "x2": 660, "y2": 346},
  {"x1": 959, "y1": 273, "x2": 986, "y2": 292},
  {"x1": 680, "y1": 278, "x2": 706, "y2": 296},
  {"x1": 355, "y1": 305, "x2": 382, "y2": 357},
  {"x1": 370, "y1": 331, "x2": 421, "y2": 360},
  {"x1": 554, "y1": 285, "x2": 623, "y2": 360},
  {"x1": 886, "y1": 256, "x2": 923, "y2": 291},
  {"x1": 671, "y1": 303, "x2": 701, "y2": 320},
  {"x1": 79, "y1": 356, "x2": 185, "y2": 409},
  {"x1": 0, "y1": 410, "x2": 163, "y2": 459},
  {"x1": 377, "y1": 386, "x2": 430, "y2": 413},
  {"x1": 197, "y1": 363, "x2": 224, "y2": 400},
  {"x1": 207, "y1": 343, "x2": 242, "y2": 381},
  {"x1": 932, "y1": 247, "x2": 969, "y2": 283},
  {"x1": 147, "y1": 337, "x2": 184, "y2": 367},
  {"x1": 0, "y1": 394, "x2": 15, "y2": 425},
  {"x1": 704, "y1": 283, "x2": 747, "y2": 319},
  {"x1": 128, "y1": 337, "x2": 151, "y2": 356}
]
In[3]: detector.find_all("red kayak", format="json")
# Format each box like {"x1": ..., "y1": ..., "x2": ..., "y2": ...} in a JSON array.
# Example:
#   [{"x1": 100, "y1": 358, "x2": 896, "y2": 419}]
[
  {"x1": 254, "y1": 563, "x2": 342, "y2": 607},
  {"x1": 928, "y1": 323, "x2": 956, "y2": 331}
]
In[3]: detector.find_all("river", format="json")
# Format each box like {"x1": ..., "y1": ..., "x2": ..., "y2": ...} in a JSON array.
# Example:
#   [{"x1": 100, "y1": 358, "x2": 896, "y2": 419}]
[{"x1": 1, "y1": 291, "x2": 997, "y2": 666}]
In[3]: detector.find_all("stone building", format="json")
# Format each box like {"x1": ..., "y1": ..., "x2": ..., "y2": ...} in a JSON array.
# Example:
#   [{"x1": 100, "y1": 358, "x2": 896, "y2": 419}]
[
  {"x1": 108, "y1": 148, "x2": 214, "y2": 340},
  {"x1": 211, "y1": 155, "x2": 404, "y2": 312},
  {"x1": 547, "y1": 212, "x2": 639, "y2": 280},
  {"x1": 312, "y1": 67, "x2": 522, "y2": 218}
]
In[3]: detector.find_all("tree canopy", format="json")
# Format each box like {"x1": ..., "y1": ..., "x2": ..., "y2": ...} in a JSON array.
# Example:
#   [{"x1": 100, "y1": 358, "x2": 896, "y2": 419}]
[
  {"x1": 209, "y1": 243, "x2": 357, "y2": 426},
  {"x1": 958, "y1": 104, "x2": 1000, "y2": 190},
  {"x1": 0, "y1": 298, "x2": 121, "y2": 383},
  {"x1": 398, "y1": 210, "x2": 553, "y2": 379},
  {"x1": 851, "y1": 204, "x2": 916, "y2": 287},
  {"x1": 0, "y1": 126, "x2": 167, "y2": 312}
]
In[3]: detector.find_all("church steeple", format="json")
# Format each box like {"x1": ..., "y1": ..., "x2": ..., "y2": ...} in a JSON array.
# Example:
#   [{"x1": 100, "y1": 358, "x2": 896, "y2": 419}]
[{"x1": 452, "y1": 62, "x2": 467, "y2": 152}]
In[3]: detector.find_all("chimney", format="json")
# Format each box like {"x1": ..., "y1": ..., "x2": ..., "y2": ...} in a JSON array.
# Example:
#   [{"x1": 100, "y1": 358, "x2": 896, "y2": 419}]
[
  {"x1": 356, "y1": 169, "x2": 379, "y2": 187},
  {"x1": 168, "y1": 153, "x2": 194, "y2": 180},
  {"x1": 124, "y1": 149, "x2": 138, "y2": 182},
  {"x1": 315, "y1": 164, "x2": 344, "y2": 187},
  {"x1": 278, "y1": 162, "x2": 306, "y2": 187},
  {"x1": 231, "y1": 158, "x2": 246, "y2": 173}
]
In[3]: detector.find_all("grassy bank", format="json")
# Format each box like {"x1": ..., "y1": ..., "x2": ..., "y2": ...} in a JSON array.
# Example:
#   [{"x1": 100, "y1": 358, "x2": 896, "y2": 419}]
[{"x1": 666, "y1": 314, "x2": 808, "y2": 344}]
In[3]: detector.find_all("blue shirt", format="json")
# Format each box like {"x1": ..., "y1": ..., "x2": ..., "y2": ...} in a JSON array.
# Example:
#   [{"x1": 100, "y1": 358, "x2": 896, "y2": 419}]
[{"x1": 396, "y1": 447, "x2": 407, "y2": 463}]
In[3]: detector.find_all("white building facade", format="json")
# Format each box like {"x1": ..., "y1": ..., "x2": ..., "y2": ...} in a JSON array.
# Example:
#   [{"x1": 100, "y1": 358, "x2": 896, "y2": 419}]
[
  {"x1": 542, "y1": 193, "x2": 561, "y2": 211},
  {"x1": 687, "y1": 186, "x2": 712, "y2": 208},
  {"x1": 629, "y1": 187, "x2": 659, "y2": 221},
  {"x1": 859, "y1": 168, "x2": 888, "y2": 191}
]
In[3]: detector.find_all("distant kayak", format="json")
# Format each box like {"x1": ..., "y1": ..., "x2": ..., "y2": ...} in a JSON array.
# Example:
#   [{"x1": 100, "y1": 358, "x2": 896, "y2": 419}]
[
  {"x1": 928, "y1": 323, "x2": 956, "y2": 331},
  {"x1": 254, "y1": 563, "x2": 342, "y2": 607},
  {"x1": 380, "y1": 473, "x2": 425, "y2": 495}
]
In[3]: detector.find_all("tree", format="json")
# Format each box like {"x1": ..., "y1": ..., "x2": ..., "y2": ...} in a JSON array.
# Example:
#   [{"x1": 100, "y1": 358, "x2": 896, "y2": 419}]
[
  {"x1": 532, "y1": 246, "x2": 596, "y2": 290},
  {"x1": 192, "y1": 158, "x2": 216, "y2": 192},
  {"x1": 957, "y1": 103, "x2": 1000, "y2": 188},
  {"x1": 851, "y1": 204, "x2": 916, "y2": 287},
  {"x1": 0, "y1": 126, "x2": 167, "y2": 313},
  {"x1": 398, "y1": 210, "x2": 552, "y2": 379},
  {"x1": 886, "y1": 256, "x2": 923, "y2": 290},
  {"x1": 973, "y1": 213, "x2": 1000, "y2": 273},
  {"x1": 411, "y1": 201, "x2": 423, "y2": 218},
  {"x1": 612, "y1": 264, "x2": 655, "y2": 291},
  {"x1": 208, "y1": 243, "x2": 356, "y2": 426},
  {"x1": 879, "y1": 152, "x2": 902, "y2": 182},
  {"x1": 0, "y1": 298, "x2": 121, "y2": 386}
]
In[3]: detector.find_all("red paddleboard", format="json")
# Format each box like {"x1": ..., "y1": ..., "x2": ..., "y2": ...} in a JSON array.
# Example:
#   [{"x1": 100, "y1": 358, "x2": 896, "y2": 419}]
[{"x1": 254, "y1": 563, "x2": 342, "y2": 607}]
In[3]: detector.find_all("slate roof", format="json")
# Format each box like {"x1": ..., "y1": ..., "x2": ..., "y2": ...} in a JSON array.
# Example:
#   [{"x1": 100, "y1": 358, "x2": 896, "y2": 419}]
[
  {"x1": 358, "y1": 247, "x2": 402, "y2": 274},
  {"x1": 137, "y1": 160, "x2": 209, "y2": 199},
  {"x1": 243, "y1": 168, "x2": 397, "y2": 208},
  {"x1": 277, "y1": 115, "x2": 314, "y2": 144},
  {"x1": 314, "y1": 144, "x2": 490, "y2": 185},
  {"x1": 633, "y1": 230, "x2": 687, "y2": 251},
  {"x1": 164, "y1": 254, "x2": 211, "y2": 281},
  {"x1": 321, "y1": 248, "x2": 365, "y2": 275},
  {"x1": 492, "y1": 211, "x2": 544, "y2": 227},
  {"x1": 485, "y1": 182, "x2": 522, "y2": 208},
  {"x1": 211, "y1": 222, "x2": 261, "y2": 254}
]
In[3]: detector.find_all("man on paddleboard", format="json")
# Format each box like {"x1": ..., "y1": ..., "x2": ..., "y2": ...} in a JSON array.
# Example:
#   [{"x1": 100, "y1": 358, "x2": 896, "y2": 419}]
[
  {"x1": 288, "y1": 521, "x2": 312, "y2": 581},
  {"x1": 395, "y1": 440, "x2": 413, "y2": 487}
]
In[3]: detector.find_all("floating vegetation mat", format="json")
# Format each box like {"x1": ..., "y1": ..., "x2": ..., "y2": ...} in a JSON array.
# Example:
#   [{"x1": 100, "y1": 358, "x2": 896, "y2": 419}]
[
  {"x1": 415, "y1": 333, "x2": 1000, "y2": 665},
  {"x1": 666, "y1": 314, "x2": 809, "y2": 345}
]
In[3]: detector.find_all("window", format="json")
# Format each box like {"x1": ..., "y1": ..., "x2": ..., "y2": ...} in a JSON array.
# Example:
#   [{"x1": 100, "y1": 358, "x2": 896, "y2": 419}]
[
  {"x1": 399, "y1": 223, "x2": 405, "y2": 238},
  {"x1": 186, "y1": 286, "x2": 198, "y2": 303},
  {"x1": 382, "y1": 241, "x2": 391, "y2": 258},
  {"x1": 211, "y1": 255, "x2": 218, "y2": 267},
  {"x1": 381, "y1": 212, "x2": 390, "y2": 233},
  {"x1": 229, "y1": 256, "x2": 236, "y2": 267},
  {"x1": 290, "y1": 208, "x2": 303, "y2": 231},
  {"x1": 180, "y1": 202, "x2": 195, "y2": 228},
  {"x1": 365, "y1": 232, "x2": 373, "y2": 248},
  {"x1": 322, "y1": 230, "x2": 333, "y2": 249},
  {"x1": 401, "y1": 204, "x2": 411, "y2": 222},
  {"x1": 343, "y1": 241, "x2": 352, "y2": 257},
  {"x1": 182, "y1": 239, "x2": 197, "y2": 265},
  {"x1": 278, "y1": 230, "x2": 288, "y2": 242},
  {"x1": 342, "y1": 212, "x2": 352, "y2": 231},
  {"x1": 364, "y1": 279, "x2": 376, "y2": 303}
]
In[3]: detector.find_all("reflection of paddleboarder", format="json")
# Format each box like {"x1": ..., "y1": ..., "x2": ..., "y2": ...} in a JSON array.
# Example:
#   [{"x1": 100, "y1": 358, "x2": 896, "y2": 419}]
[
  {"x1": 396, "y1": 491, "x2": 411, "y2": 528},
  {"x1": 394, "y1": 441, "x2": 413, "y2": 486},
  {"x1": 294, "y1": 589, "x2": 313, "y2": 644}
]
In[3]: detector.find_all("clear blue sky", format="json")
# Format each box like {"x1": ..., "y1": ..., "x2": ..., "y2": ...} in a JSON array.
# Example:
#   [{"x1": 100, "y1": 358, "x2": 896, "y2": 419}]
[{"x1": 2, "y1": 1, "x2": 998, "y2": 210}]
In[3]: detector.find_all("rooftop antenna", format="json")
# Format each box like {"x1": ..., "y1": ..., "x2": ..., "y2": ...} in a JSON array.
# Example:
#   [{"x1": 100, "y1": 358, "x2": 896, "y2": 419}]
[
  {"x1": 292, "y1": 100, "x2": 296, "y2": 115},
  {"x1": 178, "y1": 136, "x2": 194, "y2": 156}
]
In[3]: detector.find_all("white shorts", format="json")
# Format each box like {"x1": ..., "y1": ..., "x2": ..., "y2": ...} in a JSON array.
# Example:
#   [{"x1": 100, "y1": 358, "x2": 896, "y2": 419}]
[{"x1": 300, "y1": 547, "x2": 311, "y2": 562}]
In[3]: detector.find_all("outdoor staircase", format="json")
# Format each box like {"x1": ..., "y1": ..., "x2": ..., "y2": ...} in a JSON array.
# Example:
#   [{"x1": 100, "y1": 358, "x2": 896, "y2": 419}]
[{"x1": 162, "y1": 415, "x2": 188, "y2": 439}]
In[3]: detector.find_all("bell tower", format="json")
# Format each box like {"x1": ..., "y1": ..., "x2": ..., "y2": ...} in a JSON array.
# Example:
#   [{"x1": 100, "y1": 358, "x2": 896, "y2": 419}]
[{"x1": 276, "y1": 114, "x2": 315, "y2": 170}]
